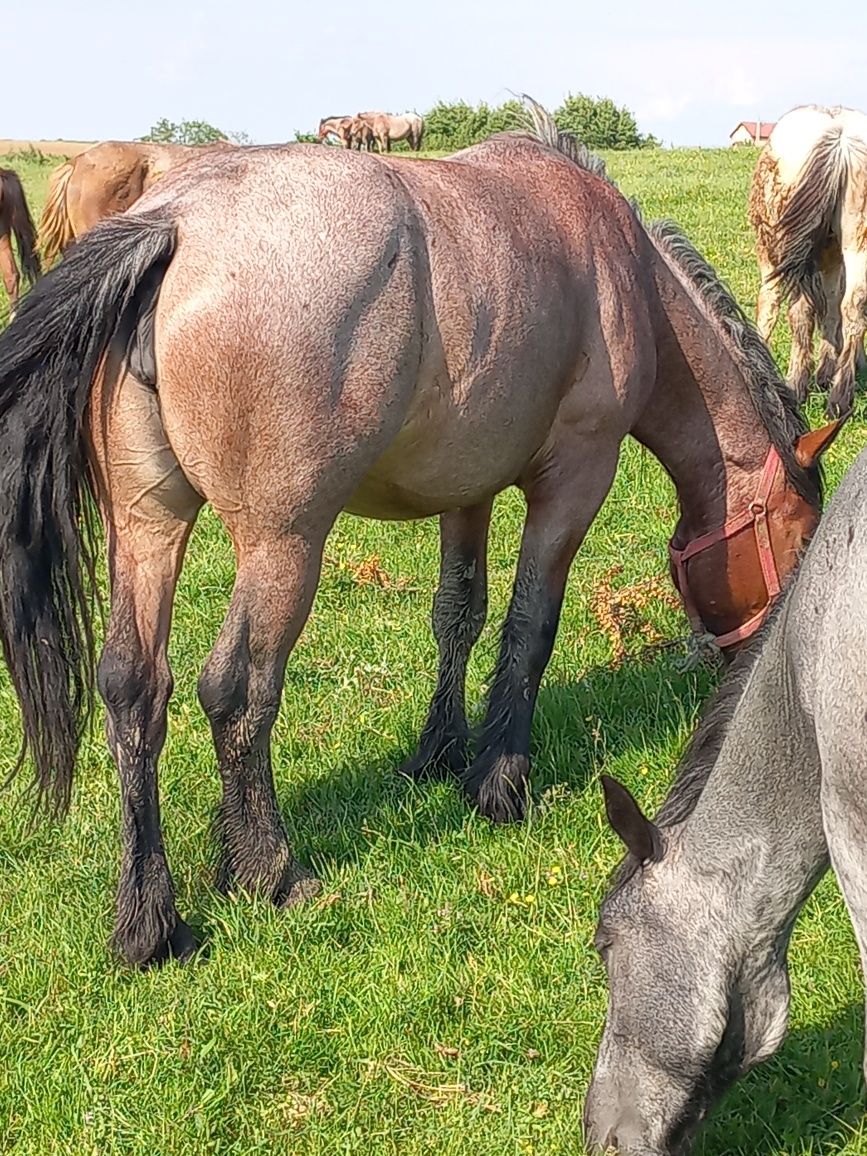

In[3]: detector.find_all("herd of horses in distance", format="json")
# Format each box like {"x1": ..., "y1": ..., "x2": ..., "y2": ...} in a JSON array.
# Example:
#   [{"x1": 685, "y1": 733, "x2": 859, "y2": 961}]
[{"x1": 0, "y1": 99, "x2": 866, "y2": 1154}]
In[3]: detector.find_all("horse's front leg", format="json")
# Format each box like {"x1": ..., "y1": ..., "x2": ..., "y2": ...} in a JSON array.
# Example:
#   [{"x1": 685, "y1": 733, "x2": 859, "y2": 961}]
[
  {"x1": 463, "y1": 437, "x2": 621, "y2": 822},
  {"x1": 400, "y1": 500, "x2": 492, "y2": 781}
]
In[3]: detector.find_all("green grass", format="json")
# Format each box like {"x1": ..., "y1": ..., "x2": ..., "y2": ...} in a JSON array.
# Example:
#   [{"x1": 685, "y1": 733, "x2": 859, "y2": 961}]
[{"x1": 1, "y1": 147, "x2": 867, "y2": 1155}]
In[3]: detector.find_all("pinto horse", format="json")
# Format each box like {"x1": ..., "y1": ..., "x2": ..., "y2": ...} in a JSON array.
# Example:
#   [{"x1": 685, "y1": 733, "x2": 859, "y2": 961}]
[
  {"x1": 751, "y1": 104, "x2": 867, "y2": 417},
  {"x1": 0, "y1": 168, "x2": 40, "y2": 316},
  {"x1": 0, "y1": 102, "x2": 839, "y2": 967}
]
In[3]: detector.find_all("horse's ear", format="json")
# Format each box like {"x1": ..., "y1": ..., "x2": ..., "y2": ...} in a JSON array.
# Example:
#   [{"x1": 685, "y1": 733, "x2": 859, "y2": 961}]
[
  {"x1": 601, "y1": 775, "x2": 662, "y2": 863},
  {"x1": 794, "y1": 417, "x2": 848, "y2": 468}
]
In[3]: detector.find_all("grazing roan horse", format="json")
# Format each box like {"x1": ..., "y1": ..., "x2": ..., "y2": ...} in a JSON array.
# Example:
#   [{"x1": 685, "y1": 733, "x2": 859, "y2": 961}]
[
  {"x1": 751, "y1": 104, "x2": 867, "y2": 417},
  {"x1": 317, "y1": 116, "x2": 354, "y2": 147},
  {"x1": 359, "y1": 110, "x2": 424, "y2": 152},
  {"x1": 585, "y1": 442, "x2": 867, "y2": 1156},
  {"x1": 0, "y1": 168, "x2": 40, "y2": 315},
  {"x1": 38, "y1": 140, "x2": 233, "y2": 266},
  {"x1": 0, "y1": 104, "x2": 839, "y2": 968}
]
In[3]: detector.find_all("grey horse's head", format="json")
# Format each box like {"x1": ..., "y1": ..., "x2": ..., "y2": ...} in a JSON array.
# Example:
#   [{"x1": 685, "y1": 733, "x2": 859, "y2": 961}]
[{"x1": 583, "y1": 775, "x2": 791, "y2": 1155}]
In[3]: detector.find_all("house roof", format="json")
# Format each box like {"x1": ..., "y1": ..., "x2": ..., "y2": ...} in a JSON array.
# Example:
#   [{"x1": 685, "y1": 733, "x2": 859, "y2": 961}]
[{"x1": 731, "y1": 121, "x2": 776, "y2": 139}]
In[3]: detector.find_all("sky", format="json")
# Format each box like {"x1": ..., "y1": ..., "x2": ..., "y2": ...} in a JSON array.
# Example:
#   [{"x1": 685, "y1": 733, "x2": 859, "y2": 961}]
[{"x1": 6, "y1": 0, "x2": 867, "y2": 147}]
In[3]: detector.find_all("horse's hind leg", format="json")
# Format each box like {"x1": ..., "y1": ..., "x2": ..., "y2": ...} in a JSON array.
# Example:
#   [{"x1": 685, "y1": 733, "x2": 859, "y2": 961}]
[
  {"x1": 816, "y1": 252, "x2": 844, "y2": 390},
  {"x1": 101, "y1": 514, "x2": 199, "y2": 966},
  {"x1": 786, "y1": 295, "x2": 816, "y2": 403},
  {"x1": 756, "y1": 267, "x2": 782, "y2": 343},
  {"x1": 198, "y1": 532, "x2": 324, "y2": 903},
  {"x1": 400, "y1": 501, "x2": 491, "y2": 781},
  {"x1": 463, "y1": 436, "x2": 620, "y2": 822},
  {"x1": 0, "y1": 230, "x2": 20, "y2": 316},
  {"x1": 92, "y1": 369, "x2": 203, "y2": 967},
  {"x1": 828, "y1": 247, "x2": 867, "y2": 418}
]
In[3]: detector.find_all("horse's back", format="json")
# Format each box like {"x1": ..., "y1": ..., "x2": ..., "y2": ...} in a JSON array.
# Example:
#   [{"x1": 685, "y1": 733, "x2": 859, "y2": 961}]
[{"x1": 126, "y1": 140, "x2": 634, "y2": 518}]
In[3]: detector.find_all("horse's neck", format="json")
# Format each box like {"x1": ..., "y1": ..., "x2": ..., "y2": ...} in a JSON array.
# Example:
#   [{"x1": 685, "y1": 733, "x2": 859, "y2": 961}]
[
  {"x1": 681, "y1": 617, "x2": 828, "y2": 948},
  {"x1": 634, "y1": 251, "x2": 774, "y2": 544}
]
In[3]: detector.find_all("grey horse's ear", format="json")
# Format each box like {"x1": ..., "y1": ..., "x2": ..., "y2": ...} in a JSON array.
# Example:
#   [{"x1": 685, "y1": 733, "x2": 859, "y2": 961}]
[{"x1": 601, "y1": 775, "x2": 662, "y2": 863}]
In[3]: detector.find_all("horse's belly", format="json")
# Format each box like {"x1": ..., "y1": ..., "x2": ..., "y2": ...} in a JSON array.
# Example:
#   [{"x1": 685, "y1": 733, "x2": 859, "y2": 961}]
[
  {"x1": 343, "y1": 474, "x2": 490, "y2": 520},
  {"x1": 343, "y1": 381, "x2": 562, "y2": 520}
]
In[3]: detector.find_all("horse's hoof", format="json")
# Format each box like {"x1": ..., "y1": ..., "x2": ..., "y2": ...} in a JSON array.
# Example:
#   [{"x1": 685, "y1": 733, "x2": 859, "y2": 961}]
[
  {"x1": 167, "y1": 918, "x2": 202, "y2": 962},
  {"x1": 113, "y1": 916, "x2": 201, "y2": 969},
  {"x1": 463, "y1": 753, "x2": 530, "y2": 823},
  {"x1": 827, "y1": 392, "x2": 853, "y2": 421},
  {"x1": 787, "y1": 369, "x2": 810, "y2": 404},
  {"x1": 816, "y1": 360, "x2": 836, "y2": 391},
  {"x1": 398, "y1": 738, "x2": 466, "y2": 781},
  {"x1": 275, "y1": 863, "x2": 321, "y2": 908}
]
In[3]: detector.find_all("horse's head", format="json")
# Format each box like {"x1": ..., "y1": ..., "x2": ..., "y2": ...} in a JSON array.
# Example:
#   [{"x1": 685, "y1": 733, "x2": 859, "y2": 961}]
[
  {"x1": 670, "y1": 419, "x2": 844, "y2": 655},
  {"x1": 584, "y1": 777, "x2": 791, "y2": 1155}
]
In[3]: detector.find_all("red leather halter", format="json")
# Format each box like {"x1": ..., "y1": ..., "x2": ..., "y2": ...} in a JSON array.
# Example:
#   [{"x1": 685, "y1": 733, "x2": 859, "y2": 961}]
[{"x1": 668, "y1": 445, "x2": 783, "y2": 649}]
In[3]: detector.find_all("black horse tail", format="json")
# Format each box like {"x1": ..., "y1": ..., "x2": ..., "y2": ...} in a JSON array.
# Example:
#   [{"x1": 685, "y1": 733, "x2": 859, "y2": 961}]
[
  {"x1": 0, "y1": 213, "x2": 177, "y2": 813},
  {"x1": 1, "y1": 168, "x2": 41, "y2": 285}
]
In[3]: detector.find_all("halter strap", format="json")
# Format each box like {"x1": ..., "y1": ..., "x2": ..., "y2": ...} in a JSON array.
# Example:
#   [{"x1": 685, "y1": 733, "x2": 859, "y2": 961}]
[{"x1": 669, "y1": 445, "x2": 783, "y2": 648}]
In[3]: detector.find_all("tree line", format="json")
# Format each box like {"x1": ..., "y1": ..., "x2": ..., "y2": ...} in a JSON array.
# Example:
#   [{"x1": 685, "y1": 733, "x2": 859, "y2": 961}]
[{"x1": 142, "y1": 94, "x2": 659, "y2": 153}]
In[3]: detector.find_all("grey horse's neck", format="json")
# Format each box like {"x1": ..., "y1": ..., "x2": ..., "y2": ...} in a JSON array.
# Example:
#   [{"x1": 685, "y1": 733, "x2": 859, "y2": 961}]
[{"x1": 678, "y1": 608, "x2": 829, "y2": 957}]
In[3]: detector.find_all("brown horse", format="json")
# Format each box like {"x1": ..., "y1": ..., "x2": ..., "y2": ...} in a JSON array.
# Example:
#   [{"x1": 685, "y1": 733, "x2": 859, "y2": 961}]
[
  {"x1": 317, "y1": 116, "x2": 353, "y2": 148},
  {"x1": 751, "y1": 104, "x2": 867, "y2": 417},
  {"x1": 38, "y1": 141, "x2": 233, "y2": 265},
  {"x1": 0, "y1": 168, "x2": 40, "y2": 316},
  {"x1": 0, "y1": 103, "x2": 841, "y2": 967}
]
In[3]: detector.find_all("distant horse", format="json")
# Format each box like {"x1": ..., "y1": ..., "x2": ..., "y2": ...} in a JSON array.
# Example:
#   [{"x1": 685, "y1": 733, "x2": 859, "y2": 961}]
[
  {"x1": 751, "y1": 104, "x2": 867, "y2": 417},
  {"x1": 317, "y1": 116, "x2": 353, "y2": 147},
  {"x1": 359, "y1": 110, "x2": 424, "y2": 152},
  {"x1": 585, "y1": 440, "x2": 867, "y2": 1156},
  {"x1": 38, "y1": 141, "x2": 234, "y2": 265},
  {"x1": 0, "y1": 168, "x2": 40, "y2": 316},
  {"x1": 349, "y1": 116, "x2": 375, "y2": 152},
  {"x1": 0, "y1": 102, "x2": 837, "y2": 968}
]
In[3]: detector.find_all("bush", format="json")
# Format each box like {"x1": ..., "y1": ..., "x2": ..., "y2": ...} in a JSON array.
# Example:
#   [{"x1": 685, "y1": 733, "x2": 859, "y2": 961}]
[
  {"x1": 139, "y1": 118, "x2": 249, "y2": 145},
  {"x1": 421, "y1": 99, "x2": 524, "y2": 152},
  {"x1": 554, "y1": 94, "x2": 659, "y2": 150},
  {"x1": 346, "y1": 96, "x2": 657, "y2": 154}
]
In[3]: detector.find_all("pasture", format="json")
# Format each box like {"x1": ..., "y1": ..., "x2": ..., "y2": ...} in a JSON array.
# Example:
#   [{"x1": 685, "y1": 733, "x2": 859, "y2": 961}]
[{"x1": 1, "y1": 145, "x2": 866, "y2": 1155}]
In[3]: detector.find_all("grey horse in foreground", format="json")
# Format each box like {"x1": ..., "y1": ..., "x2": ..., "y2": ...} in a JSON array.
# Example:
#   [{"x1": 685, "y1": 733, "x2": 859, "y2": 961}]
[{"x1": 586, "y1": 444, "x2": 867, "y2": 1153}]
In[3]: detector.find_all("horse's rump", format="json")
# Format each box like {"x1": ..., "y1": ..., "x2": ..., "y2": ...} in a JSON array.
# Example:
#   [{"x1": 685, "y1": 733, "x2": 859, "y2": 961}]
[{"x1": 769, "y1": 107, "x2": 867, "y2": 307}]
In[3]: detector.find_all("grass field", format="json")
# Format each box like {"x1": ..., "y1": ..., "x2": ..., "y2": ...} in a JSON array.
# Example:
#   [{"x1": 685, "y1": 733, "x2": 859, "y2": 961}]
[{"x1": 1, "y1": 146, "x2": 867, "y2": 1155}]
